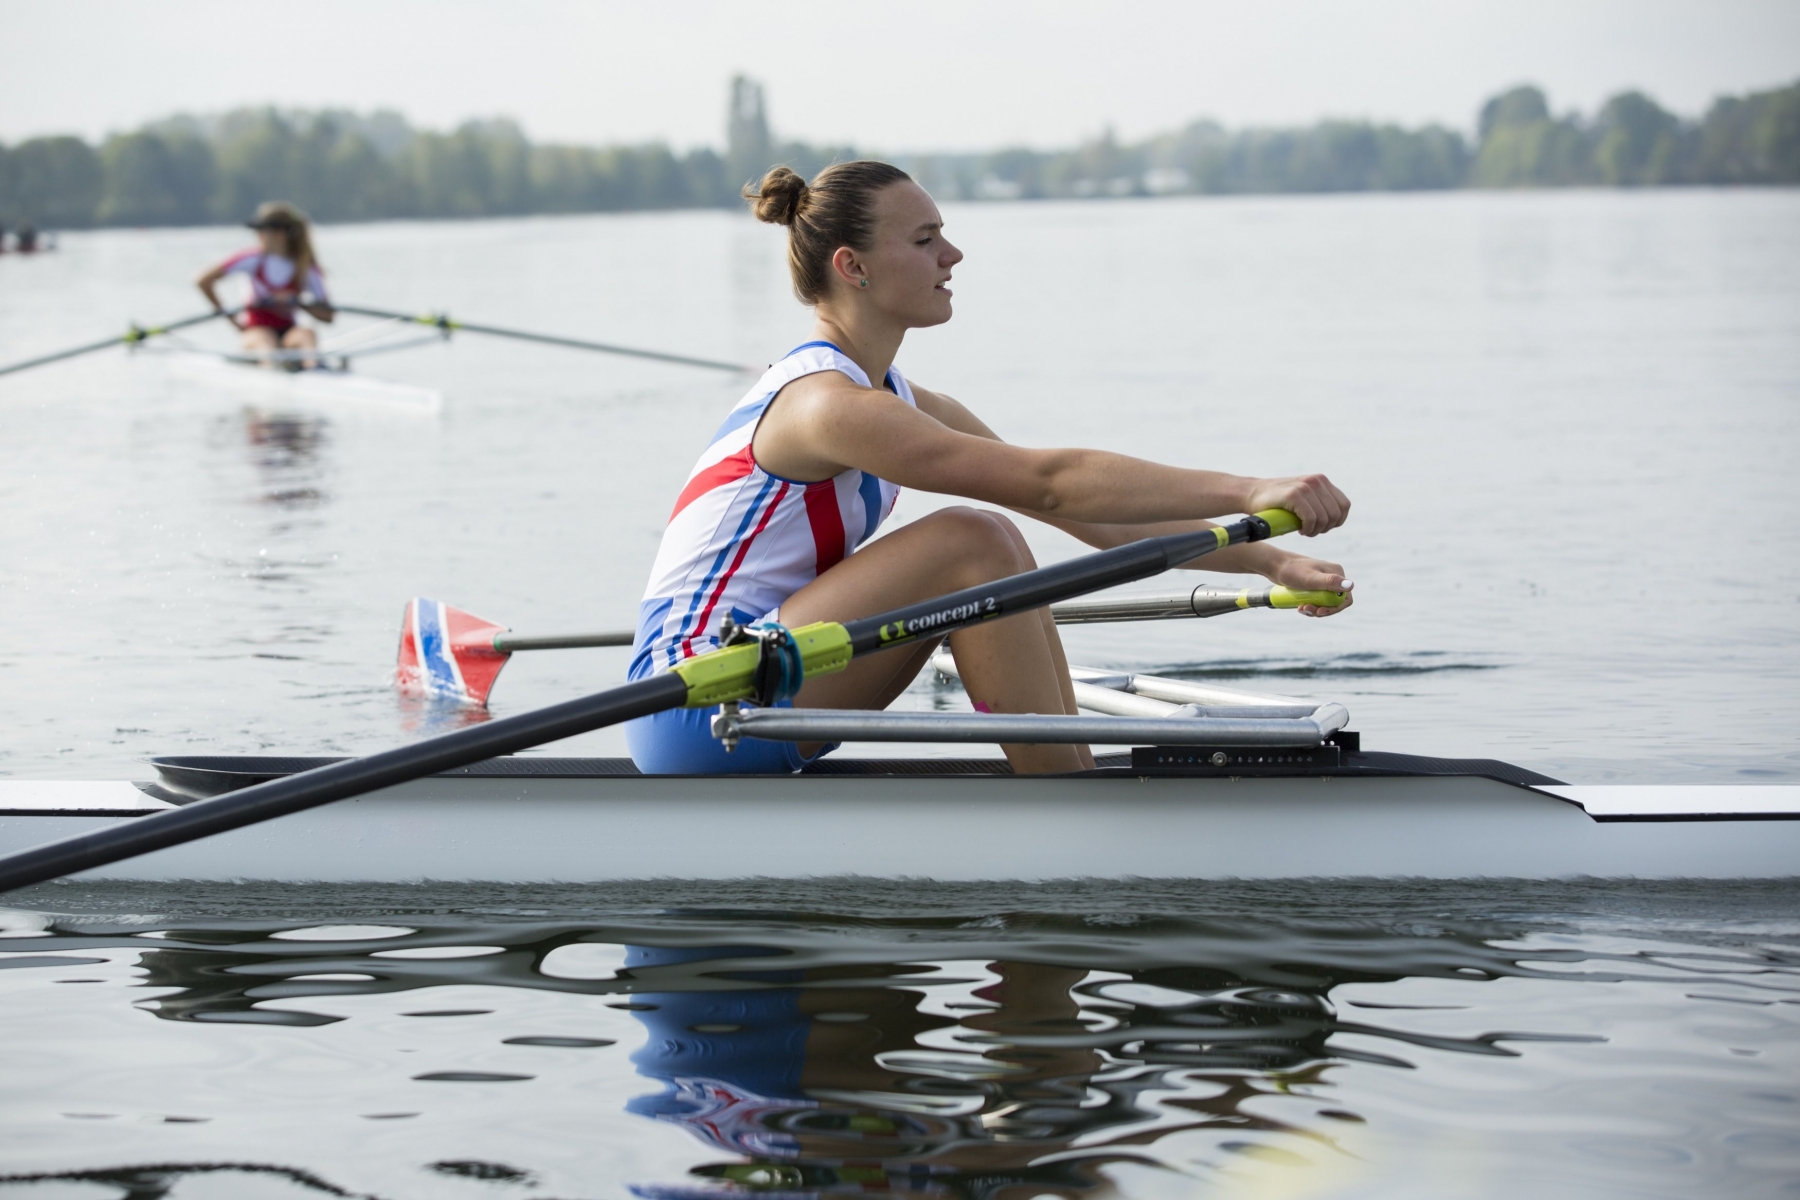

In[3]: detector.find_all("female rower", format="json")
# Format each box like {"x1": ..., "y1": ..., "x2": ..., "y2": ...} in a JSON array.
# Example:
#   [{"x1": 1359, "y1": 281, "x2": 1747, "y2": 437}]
[
  {"x1": 196, "y1": 201, "x2": 333, "y2": 366},
  {"x1": 627, "y1": 162, "x2": 1353, "y2": 776}
]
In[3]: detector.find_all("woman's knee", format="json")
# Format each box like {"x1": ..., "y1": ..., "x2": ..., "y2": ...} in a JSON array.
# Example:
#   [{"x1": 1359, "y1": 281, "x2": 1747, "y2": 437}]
[{"x1": 925, "y1": 506, "x2": 1035, "y2": 580}]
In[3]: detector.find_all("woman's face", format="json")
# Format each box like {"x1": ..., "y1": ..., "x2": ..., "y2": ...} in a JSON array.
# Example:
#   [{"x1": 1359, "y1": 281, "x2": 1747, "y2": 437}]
[
  {"x1": 856, "y1": 181, "x2": 963, "y2": 328},
  {"x1": 256, "y1": 226, "x2": 292, "y2": 256}
]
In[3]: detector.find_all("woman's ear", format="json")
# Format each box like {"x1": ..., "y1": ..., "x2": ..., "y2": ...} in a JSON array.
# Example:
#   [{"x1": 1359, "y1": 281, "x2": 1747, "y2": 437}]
[{"x1": 830, "y1": 245, "x2": 866, "y2": 291}]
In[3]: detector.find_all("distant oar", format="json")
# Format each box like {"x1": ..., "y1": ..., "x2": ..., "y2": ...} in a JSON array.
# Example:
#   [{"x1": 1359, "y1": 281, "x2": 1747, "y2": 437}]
[
  {"x1": 334, "y1": 304, "x2": 753, "y2": 374},
  {"x1": 0, "y1": 310, "x2": 231, "y2": 379},
  {"x1": 396, "y1": 582, "x2": 1346, "y2": 707},
  {"x1": 0, "y1": 509, "x2": 1303, "y2": 892}
]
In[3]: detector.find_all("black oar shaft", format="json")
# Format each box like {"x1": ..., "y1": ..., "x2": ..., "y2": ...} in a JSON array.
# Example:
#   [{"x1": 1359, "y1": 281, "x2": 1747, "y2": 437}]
[
  {"x1": 0, "y1": 673, "x2": 687, "y2": 894},
  {"x1": 334, "y1": 304, "x2": 750, "y2": 373},
  {"x1": 843, "y1": 521, "x2": 1264, "y2": 654},
  {"x1": 0, "y1": 310, "x2": 229, "y2": 379}
]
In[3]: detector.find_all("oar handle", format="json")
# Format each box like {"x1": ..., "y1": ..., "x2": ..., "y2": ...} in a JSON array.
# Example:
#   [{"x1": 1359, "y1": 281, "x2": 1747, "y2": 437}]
[
  {"x1": 1267, "y1": 587, "x2": 1345, "y2": 609},
  {"x1": 1188, "y1": 585, "x2": 1345, "y2": 617},
  {"x1": 1050, "y1": 582, "x2": 1344, "y2": 624},
  {"x1": 1256, "y1": 509, "x2": 1303, "y2": 538}
]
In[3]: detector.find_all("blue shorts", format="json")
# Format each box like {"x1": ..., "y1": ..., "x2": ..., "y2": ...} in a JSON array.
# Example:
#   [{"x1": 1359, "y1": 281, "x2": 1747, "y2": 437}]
[{"x1": 625, "y1": 699, "x2": 838, "y2": 775}]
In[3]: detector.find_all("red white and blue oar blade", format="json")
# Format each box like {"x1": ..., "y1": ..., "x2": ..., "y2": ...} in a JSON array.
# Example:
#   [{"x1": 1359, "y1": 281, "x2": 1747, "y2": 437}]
[{"x1": 395, "y1": 598, "x2": 510, "y2": 706}]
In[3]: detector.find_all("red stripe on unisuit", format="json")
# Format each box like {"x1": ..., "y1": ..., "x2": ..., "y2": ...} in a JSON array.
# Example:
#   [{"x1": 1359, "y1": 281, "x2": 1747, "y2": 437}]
[
  {"x1": 802, "y1": 479, "x2": 846, "y2": 576},
  {"x1": 680, "y1": 481, "x2": 790, "y2": 659},
  {"x1": 670, "y1": 446, "x2": 757, "y2": 521}
]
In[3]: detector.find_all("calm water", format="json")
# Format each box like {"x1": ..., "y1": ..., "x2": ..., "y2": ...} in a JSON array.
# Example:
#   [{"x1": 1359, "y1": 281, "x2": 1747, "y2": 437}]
[
  {"x1": 1, "y1": 191, "x2": 1799, "y2": 1195},
  {"x1": 1, "y1": 190, "x2": 1797, "y2": 780},
  {"x1": 2, "y1": 882, "x2": 1798, "y2": 1199}
]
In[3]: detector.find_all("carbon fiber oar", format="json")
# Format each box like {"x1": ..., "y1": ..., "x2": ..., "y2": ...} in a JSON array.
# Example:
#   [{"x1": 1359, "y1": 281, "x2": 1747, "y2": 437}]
[
  {"x1": 398, "y1": 582, "x2": 1344, "y2": 706},
  {"x1": 0, "y1": 310, "x2": 232, "y2": 379},
  {"x1": 333, "y1": 304, "x2": 754, "y2": 373},
  {"x1": 0, "y1": 509, "x2": 1301, "y2": 892}
]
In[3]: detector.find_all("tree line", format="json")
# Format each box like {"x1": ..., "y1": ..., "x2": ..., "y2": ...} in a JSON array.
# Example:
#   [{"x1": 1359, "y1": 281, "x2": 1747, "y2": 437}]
[{"x1": 1, "y1": 77, "x2": 1794, "y2": 230}]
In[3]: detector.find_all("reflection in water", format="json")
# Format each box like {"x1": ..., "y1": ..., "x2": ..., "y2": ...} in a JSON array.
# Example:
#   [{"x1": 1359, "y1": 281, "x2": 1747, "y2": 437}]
[
  {"x1": 242, "y1": 407, "x2": 328, "y2": 470},
  {"x1": 392, "y1": 686, "x2": 494, "y2": 734},
  {"x1": 237, "y1": 407, "x2": 331, "y2": 512},
  {"x1": 7, "y1": 883, "x2": 1746, "y2": 1199}
]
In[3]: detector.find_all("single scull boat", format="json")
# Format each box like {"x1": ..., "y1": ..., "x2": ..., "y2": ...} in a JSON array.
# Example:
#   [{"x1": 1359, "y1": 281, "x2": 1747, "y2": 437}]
[
  {"x1": 5, "y1": 658, "x2": 1795, "y2": 883},
  {"x1": 3, "y1": 511, "x2": 1792, "y2": 890}
]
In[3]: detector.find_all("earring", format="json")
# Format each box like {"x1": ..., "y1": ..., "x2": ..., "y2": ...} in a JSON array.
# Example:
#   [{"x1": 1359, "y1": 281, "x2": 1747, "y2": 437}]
[{"x1": 859, "y1": 279, "x2": 868, "y2": 288}]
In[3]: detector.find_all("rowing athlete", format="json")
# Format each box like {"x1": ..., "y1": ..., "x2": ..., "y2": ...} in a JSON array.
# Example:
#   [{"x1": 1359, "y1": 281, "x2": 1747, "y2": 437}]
[
  {"x1": 628, "y1": 162, "x2": 1353, "y2": 776},
  {"x1": 196, "y1": 201, "x2": 333, "y2": 366}
]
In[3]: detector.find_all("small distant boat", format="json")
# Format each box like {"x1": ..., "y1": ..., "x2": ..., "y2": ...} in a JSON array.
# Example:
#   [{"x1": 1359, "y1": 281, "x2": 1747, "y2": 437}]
[
  {"x1": 0, "y1": 303, "x2": 749, "y2": 398},
  {"x1": 140, "y1": 312, "x2": 446, "y2": 411},
  {"x1": 156, "y1": 347, "x2": 443, "y2": 412}
]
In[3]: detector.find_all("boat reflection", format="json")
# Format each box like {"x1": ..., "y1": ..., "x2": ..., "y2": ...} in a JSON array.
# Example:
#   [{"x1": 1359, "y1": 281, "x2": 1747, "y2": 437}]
[
  {"x1": 623, "y1": 951, "x2": 1349, "y2": 1197},
  {"x1": 239, "y1": 407, "x2": 330, "y2": 510},
  {"x1": 22, "y1": 908, "x2": 1606, "y2": 1198},
  {"x1": 108, "y1": 931, "x2": 1397, "y2": 1195}
]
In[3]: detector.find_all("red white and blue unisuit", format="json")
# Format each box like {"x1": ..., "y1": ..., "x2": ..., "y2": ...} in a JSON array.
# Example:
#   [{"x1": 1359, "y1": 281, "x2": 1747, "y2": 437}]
[
  {"x1": 625, "y1": 340, "x2": 914, "y2": 775},
  {"x1": 215, "y1": 250, "x2": 328, "y2": 332}
]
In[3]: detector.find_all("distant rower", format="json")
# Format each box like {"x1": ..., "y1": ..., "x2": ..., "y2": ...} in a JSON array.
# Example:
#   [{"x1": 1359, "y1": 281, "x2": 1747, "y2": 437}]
[{"x1": 197, "y1": 201, "x2": 333, "y2": 366}]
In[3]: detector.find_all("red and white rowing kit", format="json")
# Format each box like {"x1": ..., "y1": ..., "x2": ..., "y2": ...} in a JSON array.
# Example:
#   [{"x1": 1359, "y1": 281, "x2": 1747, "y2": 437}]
[
  {"x1": 630, "y1": 341, "x2": 914, "y2": 681},
  {"x1": 216, "y1": 250, "x2": 329, "y2": 332}
]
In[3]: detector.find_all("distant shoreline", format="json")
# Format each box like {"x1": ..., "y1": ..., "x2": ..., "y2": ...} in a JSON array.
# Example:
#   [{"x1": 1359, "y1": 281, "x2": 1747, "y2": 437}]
[
  {"x1": 27, "y1": 184, "x2": 1800, "y2": 242},
  {"x1": 2, "y1": 77, "x2": 1794, "y2": 232}
]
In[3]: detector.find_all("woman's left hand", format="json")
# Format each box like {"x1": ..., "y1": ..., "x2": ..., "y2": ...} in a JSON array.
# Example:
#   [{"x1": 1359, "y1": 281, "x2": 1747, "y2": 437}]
[{"x1": 1269, "y1": 553, "x2": 1354, "y2": 618}]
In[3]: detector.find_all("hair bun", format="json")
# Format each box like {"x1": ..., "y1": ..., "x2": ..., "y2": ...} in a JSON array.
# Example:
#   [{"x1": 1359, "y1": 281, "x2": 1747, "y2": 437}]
[{"x1": 749, "y1": 166, "x2": 807, "y2": 226}]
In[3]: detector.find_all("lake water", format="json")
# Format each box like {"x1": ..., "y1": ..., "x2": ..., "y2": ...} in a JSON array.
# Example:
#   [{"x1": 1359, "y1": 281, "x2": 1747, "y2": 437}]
[{"x1": 1, "y1": 190, "x2": 1797, "y2": 1196}]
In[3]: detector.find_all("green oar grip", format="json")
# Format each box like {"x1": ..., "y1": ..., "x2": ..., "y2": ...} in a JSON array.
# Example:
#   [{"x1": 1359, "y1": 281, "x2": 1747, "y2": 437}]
[
  {"x1": 1253, "y1": 509, "x2": 1302, "y2": 538},
  {"x1": 1267, "y1": 587, "x2": 1346, "y2": 609}
]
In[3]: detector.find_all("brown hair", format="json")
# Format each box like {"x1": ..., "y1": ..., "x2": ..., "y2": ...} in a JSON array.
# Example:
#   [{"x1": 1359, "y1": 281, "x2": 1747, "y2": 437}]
[
  {"x1": 747, "y1": 161, "x2": 913, "y2": 304},
  {"x1": 250, "y1": 201, "x2": 321, "y2": 293}
]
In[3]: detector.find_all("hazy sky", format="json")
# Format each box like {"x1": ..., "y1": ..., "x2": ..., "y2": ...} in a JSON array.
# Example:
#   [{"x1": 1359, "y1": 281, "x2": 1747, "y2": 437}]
[{"x1": 3, "y1": 0, "x2": 1797, "y2": 150}]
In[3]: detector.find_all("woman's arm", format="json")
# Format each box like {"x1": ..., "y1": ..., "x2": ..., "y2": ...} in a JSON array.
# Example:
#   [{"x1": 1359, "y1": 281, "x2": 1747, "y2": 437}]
[
  {"x1": 909, "y1": 386, "x2": 1353, "y2": 614},
  {"x1": 755, "y1": 375, "x2": 1350, "y2": 535},
  {"x1": 195, "y1": 264, "x2": 236, "y2": 325},
  {"x1": 301, "y1": 268, "x2": 334, "y2": 322}
]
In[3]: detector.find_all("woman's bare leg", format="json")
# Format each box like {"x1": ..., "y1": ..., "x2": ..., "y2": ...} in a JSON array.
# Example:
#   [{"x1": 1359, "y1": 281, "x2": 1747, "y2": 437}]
[
  {"x1": 241, "y1": 325, "x2": 278, "y2": 366},
  {"x1": 281, "y1": 326, "x2": 318, "y2": 369},
  {"x1": 778, "y1": 506, "x2": 1090, "y2": 774}
]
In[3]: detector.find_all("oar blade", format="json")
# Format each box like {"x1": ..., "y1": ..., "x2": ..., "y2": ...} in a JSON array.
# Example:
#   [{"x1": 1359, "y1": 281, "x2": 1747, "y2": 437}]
[{"x1": 395, "y1": 598, "x2": 511, "y2": 706}]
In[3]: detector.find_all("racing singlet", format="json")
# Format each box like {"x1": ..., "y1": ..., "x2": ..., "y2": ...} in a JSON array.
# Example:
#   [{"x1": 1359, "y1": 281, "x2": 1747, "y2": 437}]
[
  {"x1": 630, "y1": 341, "x2": 914, "y2": 680},
  {"x1": 216, "y1": 250, "x2": 328, "y2": 328}
]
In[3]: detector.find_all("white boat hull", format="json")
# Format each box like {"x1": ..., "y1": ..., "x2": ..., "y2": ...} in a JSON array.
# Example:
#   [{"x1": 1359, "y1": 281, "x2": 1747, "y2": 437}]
[
  {"x1": 159, "y1": 350, "x2": 442, "y2": 412},
  {"x1": 3, "y1": 765, "x2": 1796, "y2": 883}
]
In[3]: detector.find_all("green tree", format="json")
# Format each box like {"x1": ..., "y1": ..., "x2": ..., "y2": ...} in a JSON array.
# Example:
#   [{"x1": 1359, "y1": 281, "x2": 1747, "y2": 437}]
[
  {"x1": 98, "y1": 131, "x2": 218, "y2": 225},
  {"x1": 1470, "y1": 85, "x2": 1591, "y2": 186},
  {"x1": 4, "y1": 136, "x2": 103, "y2": 226},
  {"x1": 1694, "y1": 80, "x2": 1800, "y2": 184},
  {"x1": 1592, "y1": 91, "x2": 1680, "y2": 185},
  {"x1": 213, "y1": 109, "x2": 303, "y2": 221}
]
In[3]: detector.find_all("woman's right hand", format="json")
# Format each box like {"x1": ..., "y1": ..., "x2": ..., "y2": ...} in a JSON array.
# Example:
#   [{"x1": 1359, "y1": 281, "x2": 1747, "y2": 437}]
[{"x1": 1243, "y1": 474, "x2": 1350, "y2": 536}]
